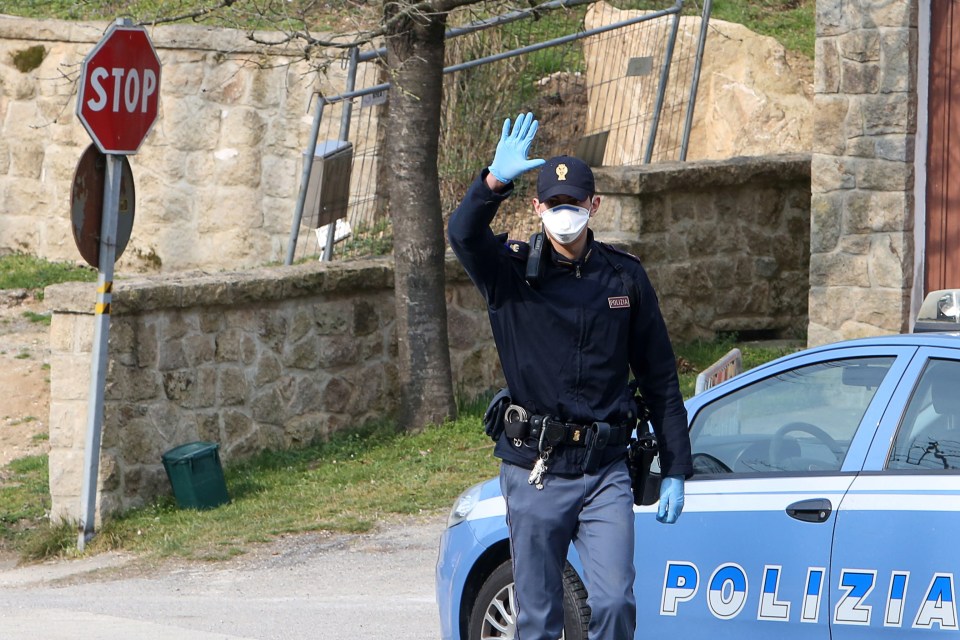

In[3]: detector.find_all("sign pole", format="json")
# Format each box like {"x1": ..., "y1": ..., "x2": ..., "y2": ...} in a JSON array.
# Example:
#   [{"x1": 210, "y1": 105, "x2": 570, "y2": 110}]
[{"x1": 77, "y1": 154, "x2": 122, "y2": 551}]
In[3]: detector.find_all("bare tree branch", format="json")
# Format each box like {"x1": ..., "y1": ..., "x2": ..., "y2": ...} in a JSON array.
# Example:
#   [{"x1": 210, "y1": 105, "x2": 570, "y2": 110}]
[{"x1": 136, "y1": 0, "x2": 240, "y2": 26}]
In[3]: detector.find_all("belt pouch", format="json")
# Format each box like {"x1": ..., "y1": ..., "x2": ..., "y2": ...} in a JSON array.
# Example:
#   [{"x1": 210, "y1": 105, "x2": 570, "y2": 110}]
[
  {"x1": 627, "y1": 433, "x2": 659, "y2": 506},
  {"x1": 581, "y1": 421, "x2": 611, "y2": 473},
  {"x1": 482, "y1": 389, "x2": 511, "y2": 441}
]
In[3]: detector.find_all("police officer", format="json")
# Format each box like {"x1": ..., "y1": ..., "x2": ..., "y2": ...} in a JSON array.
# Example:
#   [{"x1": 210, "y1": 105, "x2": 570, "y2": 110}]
[{"x1": 448, "y1": 112, "x2": 693, "y2": 640}]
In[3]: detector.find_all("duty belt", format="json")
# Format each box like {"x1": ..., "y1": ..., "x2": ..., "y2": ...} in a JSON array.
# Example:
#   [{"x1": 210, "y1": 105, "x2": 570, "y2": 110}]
[{"x1": 503, "y1": 405, "x2": 632, "y2": 449}]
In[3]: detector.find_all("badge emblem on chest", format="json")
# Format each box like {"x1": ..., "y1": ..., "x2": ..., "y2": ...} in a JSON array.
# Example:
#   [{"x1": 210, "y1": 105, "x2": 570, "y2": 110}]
[{"x1": 608, "y1": 296, "x2": 630, "y2": 309}]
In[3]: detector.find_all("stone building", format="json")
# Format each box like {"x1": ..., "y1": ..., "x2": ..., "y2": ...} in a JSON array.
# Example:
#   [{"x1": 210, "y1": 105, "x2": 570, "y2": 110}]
[{"x1": 810, "y1": 0, "x2": 959, "y2": 344}]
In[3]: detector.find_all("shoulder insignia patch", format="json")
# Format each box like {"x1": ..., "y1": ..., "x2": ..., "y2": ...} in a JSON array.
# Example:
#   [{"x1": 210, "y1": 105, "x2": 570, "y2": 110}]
[
  {"x1": 505, "y1": 239, "x2": 530, "y2": 260},
  {"x1": 599, "y1": 241, "x2": 642, "y2": 264}
]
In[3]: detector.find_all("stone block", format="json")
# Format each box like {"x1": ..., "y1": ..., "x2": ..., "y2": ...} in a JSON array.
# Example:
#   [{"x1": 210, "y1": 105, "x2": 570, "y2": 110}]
[
  {"x1": 869, "y1": 233, "x2": 910, "y2": 289},
  {"x1": 164, "y1": 58, "x2": 206, "y2": 97},
  {"x1": 855, "y1": 158, "x2": 913, "y2": 191},
  {"x1": 10, "y1": 140, "x2": 45, "y2": 180},
  {"x1": 880, "y1": 28, "x2": 916, "y2": 93},
  {"x1": 875, "y1": 135, "x2": 914, "y2": 162},
  {"x1": 222, "y1": 408, "x2": 254, "y2": 444},
  {"x1": 318, "y1": 335, "x2": 360, "y2": 367},
  {"x1": 864, "y1": 1, "x2": 915, "y2": 28},
  {"x1": 248, "y1": 68, "x2": 285, "y2": 109},
  {"x1": 313, "y1": 303, "x2": 351, "y2": 335},
  {"x1": 201, "y1": 58, "x2": 250, "y2": 104},
  {"x1": 323, "y1": 376, "x2": 353, "y2": 414},
  {"x1": 838, "y1": 29, "x2": 881, "y2": 62},
  {"x1": 255, "y1": 351, "x2": 282, "y2": 386},
  {"x1": 283, "y1": 336, "x2": 327, "y2": 371},
  {"x1": 811, "y1": 155, "x2": 855, "y2": 192},
  {"x1": 251, "y1": 385, "x2": 284, "y2": 424},
  {"x1": 163, "y1": 369, "x2": 195, "y2": 404},
  {"x1": 840, "y1": 60, "x2": 881, "y2": 94},
  {"x1": 220, "y1": 107, "x2": 266, "y2": 147},
  {"x1": 43, "y1": 143, "x2": 83, "y2": 184},
  {"x1": 288, "y1": 307, "x2": 314, "y2": 343},
  {"x1": 183, "y1": 333, "x2": 216, "y2": 367},
  {"x1": 50, "y1": 353, "x2": 92, "y2": 402},
  {"x1": 855, "y1": 94, "x2": 914, "y2": 136},
  {"x1": 48, "y1": 448, "x2": 86, "y2": 503},
  {"x1": 816, "y1": 38, "x2": 841, "y2": 93},
  {"x1": 0, "y1": 138, "x2": 9, "y2": 174},
  {"x1": 261, "y1": 153, "x2": 299, "y2": 199},
  {"x1": 212, "y1": 148, "x2": 263, "y2": 189},
  {"x1": 49, "y1": 313, "x2": 78, "y2": 353},
  {"x1": 283, "y1": 414, "x2": 326, "y2": 448},
  {"x1": 810, "y1": 192, "x2": 843, "y2": 253},
  {"x1": 107, "y1": 366, "x2": 161, "y2": 402},
  {"x1": 219, "y1": 365, "x2": 249, "y2": 406},
  {"x1": 216, "y1": 327, "x2": 245, "y2": 362},
  {"x1": 136, "y1": 321, "x2": 159, "y2": 368},
  {"x1": 195, "y1": 367, "x2": 218, "y2": 409},
  {"x1": 196, "y1": 411, "x2": 221, "y2": 443},
  {"x1": 158, "y1": 338, "x2": 187, "y2": 371},
  {"x1": 164, "y1": 97, "x2": 221, "y2": 151},
  {"x1": 199, "y1": 312, "x2": 224, "y2": 334},
  {"x1": 844, "y1": 190, "x2": 910, "y2": 233},
  {"x1": 810, "y1": 252, "x2": 870, "y2": 287},
  {"x1": 48, "y1": 399, "x2": 87, "y2": 450},
  {"x1": 812, "y1": 96, "x2": 849, "y2": 155}
]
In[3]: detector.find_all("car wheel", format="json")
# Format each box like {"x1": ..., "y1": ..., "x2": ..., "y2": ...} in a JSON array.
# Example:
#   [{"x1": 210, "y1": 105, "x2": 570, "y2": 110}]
[{"x1": 467, "y1": 559, "x2": 590, "y2": 640}]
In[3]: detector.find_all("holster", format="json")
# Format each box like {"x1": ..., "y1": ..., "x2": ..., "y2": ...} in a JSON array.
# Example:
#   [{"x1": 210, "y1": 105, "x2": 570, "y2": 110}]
[
  {"x1": 627, "y1": 432, "x2": 660, "y2": 506},
  {"x1": 482, "y1": 388, "x2": 511, "y2": 442},
  {"x1": 581, "y1": 421, "x2": 611, "y2": 474}
]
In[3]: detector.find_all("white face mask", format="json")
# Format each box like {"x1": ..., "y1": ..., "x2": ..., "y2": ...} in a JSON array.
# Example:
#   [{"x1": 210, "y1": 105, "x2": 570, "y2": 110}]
[{"x1": 540, "y1": 204, "x2": 591, "y2": 245}]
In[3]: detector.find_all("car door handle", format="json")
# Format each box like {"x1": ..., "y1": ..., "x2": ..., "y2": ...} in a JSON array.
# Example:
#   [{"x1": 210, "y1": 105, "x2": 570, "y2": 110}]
[{"x1": 786, "y1": 499, "x2": 833, "y2": 523}]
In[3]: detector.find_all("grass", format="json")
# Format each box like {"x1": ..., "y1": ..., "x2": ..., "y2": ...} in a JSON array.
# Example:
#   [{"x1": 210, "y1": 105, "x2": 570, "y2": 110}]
[
  {"x1": 4, "y1": 338, "x2": 796, "y2": 562},
  {"x1": 0, "y1": 254, "x2": 96, "y2": 294},
  {"x1": 0, "y1": 455, "x2": 51, "y2": 548},
  {"x1": 0, "y1": 1, "x2": 814, "y2": 58},
  {"x1": 22, "y1": 310, "x2": 52, "y2": 326},
  {"x1": 621, "y1": 0, "x2": 815, "y2": 58}
]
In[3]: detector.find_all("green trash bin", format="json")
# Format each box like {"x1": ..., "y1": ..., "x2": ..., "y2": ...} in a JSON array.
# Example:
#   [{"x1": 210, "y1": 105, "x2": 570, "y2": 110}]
[{"x1": 161, "y1": 442, "x2": 230, "y2": 510}]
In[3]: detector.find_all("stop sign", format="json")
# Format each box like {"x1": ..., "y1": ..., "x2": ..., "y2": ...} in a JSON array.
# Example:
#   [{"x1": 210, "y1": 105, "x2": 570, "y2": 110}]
[{"x1": 76, "y1": 23, "x2": 161, "y2": 155}]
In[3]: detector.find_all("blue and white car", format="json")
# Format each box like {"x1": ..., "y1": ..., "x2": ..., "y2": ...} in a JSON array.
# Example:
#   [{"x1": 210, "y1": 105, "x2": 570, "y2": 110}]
[{"x1": 437, "y1": 290, "x2": 960, "y2": 639}]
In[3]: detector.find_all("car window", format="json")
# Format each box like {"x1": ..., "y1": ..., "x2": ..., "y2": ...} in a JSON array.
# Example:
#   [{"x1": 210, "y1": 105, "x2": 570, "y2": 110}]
[
  {"x1": 689, "y1": 357, "x2": 895, "y2": 475},
  {"x1": 887, "y1": 358, "x2": 960, "y2": 471}
]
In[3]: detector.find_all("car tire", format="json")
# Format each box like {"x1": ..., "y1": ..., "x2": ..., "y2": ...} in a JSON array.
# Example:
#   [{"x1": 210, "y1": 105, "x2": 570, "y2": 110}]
[{"x1": 467, "y1": 559, "x2": 590, "y2": 640}]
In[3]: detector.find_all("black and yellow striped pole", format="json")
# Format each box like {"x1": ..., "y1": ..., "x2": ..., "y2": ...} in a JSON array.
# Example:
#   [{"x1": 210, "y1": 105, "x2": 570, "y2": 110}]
[
  {"x1": 74, "y1": 17, "x2": 158, "y2": 551},
  {"x1": 77, "y1": 153, "x2": 122, "y2": 551}
]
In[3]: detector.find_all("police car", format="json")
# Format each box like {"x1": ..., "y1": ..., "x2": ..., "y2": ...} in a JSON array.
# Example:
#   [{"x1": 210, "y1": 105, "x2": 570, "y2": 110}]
[{"x1": 437, "y1": 290, "x2": 960, "y2": 639}]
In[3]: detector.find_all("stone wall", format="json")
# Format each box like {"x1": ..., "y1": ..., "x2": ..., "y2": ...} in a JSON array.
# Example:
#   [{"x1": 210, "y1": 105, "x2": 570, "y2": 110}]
[
  {"x1": 0, "y1": 17, "x2": 377, "y2": 272},
  {"x1": 593, "y1": 154, "x2": 812, "y2": 341},
  {"x1": 809, "y1": 0, "x2": 918, "y2": 344},
  {"x1": 45, "y1": 154, "x2": 810, "y2": 521},
  {"x1": 45, "y1": 261, "x2": 498, "y2": 521}
]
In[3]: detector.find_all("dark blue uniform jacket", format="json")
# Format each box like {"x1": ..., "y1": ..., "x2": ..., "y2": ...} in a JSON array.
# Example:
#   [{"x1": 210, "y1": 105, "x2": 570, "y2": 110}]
[{"x1": 448, "y1": 170, "x2": 693, "y2": 477}]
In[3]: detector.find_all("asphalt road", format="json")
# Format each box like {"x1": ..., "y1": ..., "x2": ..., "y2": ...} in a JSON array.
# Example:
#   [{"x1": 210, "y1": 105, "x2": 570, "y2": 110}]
[{"x1": 0, "y1": 513, "x2": 447, "y2": 639}]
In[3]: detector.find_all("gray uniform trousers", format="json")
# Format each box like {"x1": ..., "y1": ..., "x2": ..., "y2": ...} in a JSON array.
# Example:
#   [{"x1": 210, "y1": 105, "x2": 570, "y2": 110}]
[{"x1": 500, "y1": 456, "x2": 636, "y2": 640}]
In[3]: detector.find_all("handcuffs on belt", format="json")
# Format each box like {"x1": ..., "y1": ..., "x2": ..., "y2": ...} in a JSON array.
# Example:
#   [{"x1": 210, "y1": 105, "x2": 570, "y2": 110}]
[{"x1": 505, "y1": 404, "x2": 615, "y2": 477}]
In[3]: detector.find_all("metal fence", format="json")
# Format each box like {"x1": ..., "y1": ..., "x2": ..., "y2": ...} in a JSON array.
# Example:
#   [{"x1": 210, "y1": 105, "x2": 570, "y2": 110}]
[{"x1": 286, "y1": 0, "x2": 712, "y2": 264}]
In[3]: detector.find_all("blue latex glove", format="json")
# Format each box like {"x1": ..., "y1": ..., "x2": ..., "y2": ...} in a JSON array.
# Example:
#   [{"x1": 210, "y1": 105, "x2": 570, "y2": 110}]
[
  {"x1": 657, "y1": 475, "x2": 685, "y2": 524},
  {"x1": 487, "y1": 112, "x2": 546, "y2": 184}
]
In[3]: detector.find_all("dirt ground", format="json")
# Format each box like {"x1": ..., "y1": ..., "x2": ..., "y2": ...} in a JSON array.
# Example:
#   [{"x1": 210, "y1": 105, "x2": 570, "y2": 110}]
[{"x1": 0, "y1": 290, "x2": 52, "y2": 468}]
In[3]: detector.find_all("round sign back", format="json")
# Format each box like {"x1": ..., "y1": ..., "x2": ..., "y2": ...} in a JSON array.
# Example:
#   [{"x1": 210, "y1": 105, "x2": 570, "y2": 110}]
[{"x1": 71, "y1": 144, "x2": 136, "y2": 269}]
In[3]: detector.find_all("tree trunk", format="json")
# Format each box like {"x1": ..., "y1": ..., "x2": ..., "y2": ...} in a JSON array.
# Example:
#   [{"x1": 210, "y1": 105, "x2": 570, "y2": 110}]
[{"x1": 384, "y1": 6, "x2": 457, "y2": 431}]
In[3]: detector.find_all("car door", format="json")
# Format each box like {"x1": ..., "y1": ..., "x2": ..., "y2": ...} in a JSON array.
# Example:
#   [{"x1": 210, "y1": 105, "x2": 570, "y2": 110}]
[
  {"x1": 634, "y1": 346, "x2": 916, "y2": 639},
  {"x1": 831, "y1": 346, "x2": 960, "y2": 639}
]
